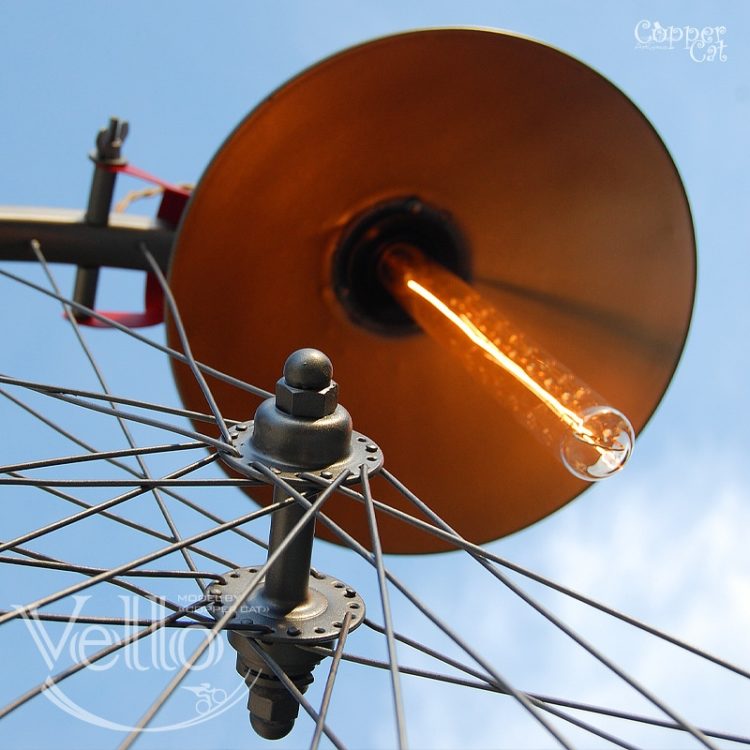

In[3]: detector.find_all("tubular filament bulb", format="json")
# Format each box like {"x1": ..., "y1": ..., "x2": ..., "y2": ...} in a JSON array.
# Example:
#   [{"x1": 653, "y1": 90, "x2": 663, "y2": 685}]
[{"x1": 379, "y1": 245, "x2": 634, "y2": 481}]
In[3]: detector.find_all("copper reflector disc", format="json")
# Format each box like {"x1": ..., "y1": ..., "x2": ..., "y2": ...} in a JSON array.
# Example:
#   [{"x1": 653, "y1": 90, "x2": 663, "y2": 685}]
[{"x1": 168, "y1": 28, "x2": 695, "y2": 553}]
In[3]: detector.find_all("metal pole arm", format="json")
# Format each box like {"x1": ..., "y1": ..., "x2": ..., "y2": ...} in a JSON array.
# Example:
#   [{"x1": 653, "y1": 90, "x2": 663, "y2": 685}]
[{"x1": 0, "y1": 206, "x2": 174, "y2": 272}]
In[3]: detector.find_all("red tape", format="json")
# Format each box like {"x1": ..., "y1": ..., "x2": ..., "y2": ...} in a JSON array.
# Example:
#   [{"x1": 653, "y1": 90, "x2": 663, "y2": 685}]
[
  {"x1": 72, "y1": 272, "x2": 164, "y2": 328},
  {"x1": 74, "y1": 162, "x2": 191, "y2": 328},
  {"x1": 103, "y1": 162, "x2": 191, "y2": 197}
]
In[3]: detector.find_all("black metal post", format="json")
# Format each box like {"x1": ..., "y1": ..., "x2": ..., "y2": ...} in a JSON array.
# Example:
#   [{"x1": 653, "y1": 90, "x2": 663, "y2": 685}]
[
  {"x1": 263, "y1": 487, "x2": 317, "y2": 613},
  {"x1": 74, "y1": 117, "x2": 129, "y2": 319}
]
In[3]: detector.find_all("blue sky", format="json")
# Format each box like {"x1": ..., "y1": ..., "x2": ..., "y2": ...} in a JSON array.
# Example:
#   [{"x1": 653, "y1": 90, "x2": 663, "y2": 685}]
[{"x1": 0, "y1": 2, "x2": 748, "y2": 749}]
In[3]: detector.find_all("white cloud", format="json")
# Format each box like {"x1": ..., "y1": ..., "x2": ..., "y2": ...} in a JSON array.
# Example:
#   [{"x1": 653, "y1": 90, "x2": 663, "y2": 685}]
[{"x1": 391, "y1": 449, "x2": 750, "y2": 749}]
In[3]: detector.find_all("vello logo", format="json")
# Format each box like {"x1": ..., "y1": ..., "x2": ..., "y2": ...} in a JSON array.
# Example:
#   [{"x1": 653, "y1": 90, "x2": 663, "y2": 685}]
[{"x1": 18, "y1": 595, "x2": 247, "y2": 731}]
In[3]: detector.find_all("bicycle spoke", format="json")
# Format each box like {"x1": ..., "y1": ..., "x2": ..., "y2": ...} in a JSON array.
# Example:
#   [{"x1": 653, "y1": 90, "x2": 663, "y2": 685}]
[
  {"x1": 0, "y1": 266, "x2": 271, "y2": 398},
  {"x1": 325, "y1": 641, "x2": 642, "y2": 749},
  {"x1": 380, "y1": 470, "x2": 722, "y2": 750},
  {"x1": 360, "y1": 466, "x2": 407, "y2": 749},
  {"x1": 323, "y1": 513, "x2": 577, "y2": 749},
  {"x1": 0, "y1": 555, "x2": 225, "y2": 583},
  {"x1": 0, "y1": 496, "x2": 293, "y2": 627},
  {"x1": 9, "y1": 387, "x2": 238, "y2": 455},
  {"x1": 0, "y1": 237, "x2": 736, "y2": 749},
  {"x1": 0, "y1": 477, "x2": 260, "y2": 487},
  {"x1": 0, "y1": 474, "x2": 253, "y2": 487},
  {"x1": 0, "y1": 375, "x2": 240, "y2": 427},
  {"x1": 116, "y1": 469, "x2": 350, "y2": 749},
  {"x1": 311, "y1": 644, "x2": 639, "y2": 750},
  {"x1": 142, "y1": 245, "x2": 234, "y2": 446},
  {"x1": 0, "y1": 441, "x2": 205, "y2": 474},
  {"x1": 311, "y1": 643, "x2": 750, "y2": 747},
  {"x1": 22, "y1": 243, "x2": 235, "y2": 498},
  {"x1": 0, "y1": 610, "x2": 208, "y2": 627},
  {"x1": 244, "y1": 638, "x2": 347, "y2": 750},
  {"x1": 311, "y1": 611, "x2": 353, "y2": 750},
  {"x1": 0, "y1": 597, "x2": 209, "y2": 720},
  {"x1": 364, "y1": 619, "x2": 750, "y2": 746},
  {"x1": 6, "y1": 472, "x2": 239, "y2": 569},
  {"x1": 10, "y1": 544, "x2": 212, "y2": 626},
  {"x1": 533, "y1": 702, "x2": 640, "y2": 750},
  {"x1": 0, "y1": 453, "x2": 219, "y2": 554},
  {"x1": 1, "y1": 387, "x2": 269, "y2": 551},
  {"x1": 308, "y1": 470, "x2": 750, "y2": 683},
  {"x1": 25, "y1": 243, "x2": 205, "y2": 596},
  {"x1": 272, "y1": 475, "x2": 577, "y2": 750}
]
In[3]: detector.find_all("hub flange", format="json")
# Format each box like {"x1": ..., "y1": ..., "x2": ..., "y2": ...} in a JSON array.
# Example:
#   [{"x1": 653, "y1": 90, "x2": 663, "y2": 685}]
[
  {"x1": 222, "y1": 422, "x2": 384, "y2": 487},
  {"x1": 208, "y1": 567, "x2": 365, "y2": 643}
]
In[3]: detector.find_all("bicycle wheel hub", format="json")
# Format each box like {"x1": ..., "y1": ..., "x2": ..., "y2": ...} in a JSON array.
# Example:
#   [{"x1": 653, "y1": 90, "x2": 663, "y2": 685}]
[
  {"x1": 208, "y1": 567, "x2": 365, "y2": 643},
  {"x1": 209, "y1": 349, "x2": 370, "y2": 740},
  {"x1": 222, "y1": 422, "x2": 383, "y2": 487}
]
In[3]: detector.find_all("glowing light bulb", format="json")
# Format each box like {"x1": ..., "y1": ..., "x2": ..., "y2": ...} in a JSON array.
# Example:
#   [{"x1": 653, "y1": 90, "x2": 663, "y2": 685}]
[{"x1": 379, "y1": 245, "x2": 634, "y2": 481}]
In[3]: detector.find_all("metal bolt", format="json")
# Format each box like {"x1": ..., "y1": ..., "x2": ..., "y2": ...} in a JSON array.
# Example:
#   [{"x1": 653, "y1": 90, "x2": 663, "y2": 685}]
[
  {"x1": 274, "y1": 349, "x2": 338, "y2": 419},
  {"x1": 94, "y1": 117, "x2": 129, "y2": 162}
]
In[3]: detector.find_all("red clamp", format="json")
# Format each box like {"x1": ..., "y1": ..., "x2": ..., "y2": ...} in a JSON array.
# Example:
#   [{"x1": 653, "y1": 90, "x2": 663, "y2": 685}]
[
  {"x1": 74, "y1": 271, "x2": 165, "y2": 328},
  {"x1": 75, "y1": 163, "x2": 190, "y2": 329}
]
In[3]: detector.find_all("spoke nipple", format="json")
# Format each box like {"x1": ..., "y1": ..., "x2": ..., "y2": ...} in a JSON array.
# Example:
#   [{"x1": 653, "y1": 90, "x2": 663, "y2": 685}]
[
  {"x1": 344, "y1": 587, "x2": 356, "y2": 598},
  {"x1": 365, "y1": 444, "x2": 378, "y2": 453}
]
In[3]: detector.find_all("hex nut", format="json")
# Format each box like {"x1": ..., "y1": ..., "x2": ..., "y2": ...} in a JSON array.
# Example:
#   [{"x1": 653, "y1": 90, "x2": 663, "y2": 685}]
[
  {"x1": 275, "y1": 378, "x2": 338, "y2": 419},
  {"x1": 250, "y1": 690, "x2": 301, "y2": 723}
]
